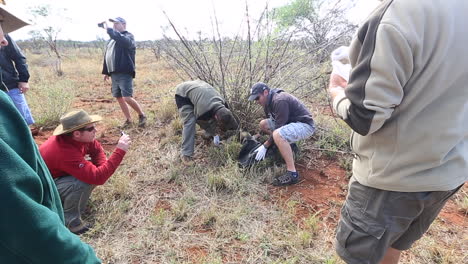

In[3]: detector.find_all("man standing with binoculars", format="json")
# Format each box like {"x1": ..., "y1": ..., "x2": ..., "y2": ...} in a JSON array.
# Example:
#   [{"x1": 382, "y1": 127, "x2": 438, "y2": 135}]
[{"x1": 100, "y1": 17, "x2": 147, "y2": 128}]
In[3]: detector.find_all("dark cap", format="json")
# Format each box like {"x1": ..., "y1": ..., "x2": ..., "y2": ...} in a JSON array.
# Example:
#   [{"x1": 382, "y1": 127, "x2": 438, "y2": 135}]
[
  {"x1": 248, "y1": 82, "x2": 270, "y2": 101},
  {"x1": 109, "y1": 17, "x2": 126, "y2": 24}
]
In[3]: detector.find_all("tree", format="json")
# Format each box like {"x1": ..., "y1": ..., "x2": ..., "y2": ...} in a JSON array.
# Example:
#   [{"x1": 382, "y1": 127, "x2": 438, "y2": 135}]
[
  {"x1": 28, "y1": 5, "x2": 68, "y2": 76},
  {"x1": 272, "y1": 0, "x2": 356, "y2": 50}
]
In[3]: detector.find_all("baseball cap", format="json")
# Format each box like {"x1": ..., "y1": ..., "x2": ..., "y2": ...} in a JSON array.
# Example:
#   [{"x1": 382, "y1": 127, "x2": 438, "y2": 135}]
[
  {"x1": 109, "y1": 17, "x2": 126, "y2": 24},
  {"x1": 248, "y1": 82, "x2": 270, "y2": 101}
]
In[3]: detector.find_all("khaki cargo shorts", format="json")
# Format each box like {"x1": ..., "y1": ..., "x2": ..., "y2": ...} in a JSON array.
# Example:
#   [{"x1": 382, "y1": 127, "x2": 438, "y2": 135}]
[{"x1": 335, "y1": 180, "x2": 463, "y2": 264}]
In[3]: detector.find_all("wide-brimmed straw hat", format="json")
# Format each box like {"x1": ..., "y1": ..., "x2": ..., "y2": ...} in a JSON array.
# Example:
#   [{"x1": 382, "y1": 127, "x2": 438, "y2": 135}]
[
  {"x1": 0, "y1": 5, "x2": 30, "y2": 34},
  {"x1": 53, "y1": 110, "x2": 102, "y2": 135}
]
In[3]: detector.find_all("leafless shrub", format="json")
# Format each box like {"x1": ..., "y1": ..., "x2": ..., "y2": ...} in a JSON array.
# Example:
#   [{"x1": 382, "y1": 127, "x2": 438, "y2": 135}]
[{"x1": 158, "y1": 2, "x2": 354, "y2": 134}]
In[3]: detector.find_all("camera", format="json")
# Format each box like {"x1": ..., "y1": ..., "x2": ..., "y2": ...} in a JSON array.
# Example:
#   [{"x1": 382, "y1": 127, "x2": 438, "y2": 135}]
[{"x1": 97, "y1": 22, "x2": 105, "y2": 28}]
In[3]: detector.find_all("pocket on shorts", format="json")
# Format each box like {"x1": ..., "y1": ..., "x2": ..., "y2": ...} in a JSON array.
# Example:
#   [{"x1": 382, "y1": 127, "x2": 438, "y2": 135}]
[{"x1": 336, "y1": 205, "x2": 386, "y2": 260}]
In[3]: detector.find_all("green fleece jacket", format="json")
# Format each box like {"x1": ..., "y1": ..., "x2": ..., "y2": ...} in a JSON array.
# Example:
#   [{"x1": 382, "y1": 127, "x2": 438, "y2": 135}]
[
  {"x1": 333, "y1": 0, "x2": 468, "y2": 192},
  {"x1": 0, "y1": 91, "x2": 100, "y2": 263},
  {"x1": 175, "y1": 80, "x2": 226, "y2": 119}
]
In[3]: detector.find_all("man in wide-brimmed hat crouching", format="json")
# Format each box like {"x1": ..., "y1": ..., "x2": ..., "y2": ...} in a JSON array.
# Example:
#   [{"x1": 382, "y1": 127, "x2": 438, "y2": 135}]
[
  {"x1": 0, "y1": 5, "x2": 101, "y2": 263},
  {"x1": 40, "y1": 109, "x2": 131, "y2": 234}
]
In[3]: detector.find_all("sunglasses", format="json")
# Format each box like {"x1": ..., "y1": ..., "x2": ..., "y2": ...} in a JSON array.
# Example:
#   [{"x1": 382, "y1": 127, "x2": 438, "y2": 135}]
[{"x1": 79, "y1": 126, "x2": 96, "y2": 132}]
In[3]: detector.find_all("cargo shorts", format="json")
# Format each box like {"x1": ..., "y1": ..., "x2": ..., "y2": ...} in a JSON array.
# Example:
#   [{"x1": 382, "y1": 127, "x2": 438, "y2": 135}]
[
  {"x1": 267, "y1": 118, "x2": 315, "y2": 143},
  {"x1": 335, "y1": 180, "x2": 463, "y2": 264},
  {"x1": 111, "y1": 73, "x2": 134, "y2": 97}
]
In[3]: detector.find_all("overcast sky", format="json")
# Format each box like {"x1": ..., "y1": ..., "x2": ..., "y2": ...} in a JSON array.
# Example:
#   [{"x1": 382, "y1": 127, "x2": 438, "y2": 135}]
[{"x1": 6, "y1": 0, "x2": 380, "y2": 41}]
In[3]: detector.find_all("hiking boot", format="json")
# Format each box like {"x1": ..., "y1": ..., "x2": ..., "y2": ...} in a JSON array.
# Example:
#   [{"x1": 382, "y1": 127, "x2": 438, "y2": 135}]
[
  {"x1": 138, "y1": 114, "x2": 147, "y2": 127},
  {"x1": 272, "y1": 171, "x2": 299, "y2": 186},
  {"x1": 120, "y1": 119, "x2": 132, "y2": 129},
  {"x1": 68, "y1": 219, "x2": 91, "y2": 235},
  {"x1": 180, "y1": 155, "x2": 194, "y2": 166}
]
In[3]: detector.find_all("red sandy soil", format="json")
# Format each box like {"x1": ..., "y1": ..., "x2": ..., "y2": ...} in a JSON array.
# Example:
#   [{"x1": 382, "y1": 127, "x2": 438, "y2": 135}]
[{"x1": 270, "y1": 161, "x2": 467, "y2": 228}]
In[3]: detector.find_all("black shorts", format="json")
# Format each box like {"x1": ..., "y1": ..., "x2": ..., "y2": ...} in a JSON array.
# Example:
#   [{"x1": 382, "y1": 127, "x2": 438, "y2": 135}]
[{"x1": 335, "y1": 180, "x2": 463, "y2": 264}]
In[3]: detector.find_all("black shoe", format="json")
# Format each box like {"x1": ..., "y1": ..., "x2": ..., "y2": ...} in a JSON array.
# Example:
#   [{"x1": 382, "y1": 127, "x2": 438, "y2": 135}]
[
  {"x1": 272, "y1": 171, "x2": 299, "y2": 186},
  {"x1": 138, "y1": 115, "x2": 147, "y2": 127},
  {"x1": 68, "y1": 219, "x2": 91, "y2": 235},
  {"x1": 180, "y1": 155, "x2": 194, "y2": 166},
  {"x1": 120, "y1": 120, "x2": 132, "y2": 129}
]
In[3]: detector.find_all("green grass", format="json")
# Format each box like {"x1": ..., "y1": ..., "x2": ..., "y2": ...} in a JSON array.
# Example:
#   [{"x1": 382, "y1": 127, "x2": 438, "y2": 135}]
[{"x1": 27, "y1": 78, "x2": 76, "y2": 128}]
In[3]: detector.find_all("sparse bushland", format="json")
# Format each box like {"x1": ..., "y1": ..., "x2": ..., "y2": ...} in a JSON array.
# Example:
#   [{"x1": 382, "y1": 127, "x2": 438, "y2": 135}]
[
  {"x1": 22, "y1": 5, "x2": 467, "y2": 261},
  {"x1": 24, "y1": 45, "x2": 468, "y2": 264}
]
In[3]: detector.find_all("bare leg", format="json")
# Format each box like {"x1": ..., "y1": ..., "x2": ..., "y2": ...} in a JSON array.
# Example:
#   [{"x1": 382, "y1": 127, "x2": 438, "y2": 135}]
[
  {"x1": 273, "y1": 130, "x2": 295, "y2": 172},
  {"x1": 116, "y1": 97, "x2": 131, "y2": 121},
  {"x1": 124, "y1": 97, "x2": 144, "y2": 116},
  {"x1": 380, "y1": 247, "x2": 401, "y2": 264}
]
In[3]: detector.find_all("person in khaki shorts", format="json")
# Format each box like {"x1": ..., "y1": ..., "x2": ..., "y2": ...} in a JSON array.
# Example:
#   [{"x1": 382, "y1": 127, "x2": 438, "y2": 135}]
[
  {"x1": 101, "y1": 17, "x2": 146, "y2": 128},
  {"x1": 328, "y1": 0, "x2": 467, "y2": 263},
  {"x1": 248, "y1": 82, "x2": 315, "y2": 186}
]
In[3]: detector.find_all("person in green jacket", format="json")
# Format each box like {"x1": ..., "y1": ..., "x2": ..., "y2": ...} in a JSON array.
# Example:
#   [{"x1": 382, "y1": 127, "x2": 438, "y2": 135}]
[
  {"x1": 175, "y1": 80, "x2": 238, "y2": 163},
  {"x1": 0, "y1": 5, "x2": 101, "y2": 263}
]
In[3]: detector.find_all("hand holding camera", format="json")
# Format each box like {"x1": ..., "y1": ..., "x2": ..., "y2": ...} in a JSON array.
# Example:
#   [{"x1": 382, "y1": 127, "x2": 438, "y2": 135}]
[
  {"x1": 97, "y1": 21, "x2": 107, "y2": 29},
  {"x1": 117, "y1": 132, "x2": 131, "y2": 152}
]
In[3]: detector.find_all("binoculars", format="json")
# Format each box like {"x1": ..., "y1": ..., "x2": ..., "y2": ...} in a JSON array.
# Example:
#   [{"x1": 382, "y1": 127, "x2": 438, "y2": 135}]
[{"x1": 97, "y1": 22, "x2": 105, "y2": 28}]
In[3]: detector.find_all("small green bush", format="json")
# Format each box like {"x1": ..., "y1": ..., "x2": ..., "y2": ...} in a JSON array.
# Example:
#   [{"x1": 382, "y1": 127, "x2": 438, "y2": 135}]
[{"x1": 28, "y1": 79, "x2": 76, "y2": 128}]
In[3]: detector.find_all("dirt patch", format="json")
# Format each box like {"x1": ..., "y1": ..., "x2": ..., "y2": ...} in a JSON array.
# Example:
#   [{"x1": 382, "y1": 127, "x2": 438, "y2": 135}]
[
  {"x1": 271, "y1": 159, "x2": 467, "y2": 231},
  {"x1": 33, "y1": 129, "x2": 53, "y2": 146},
  {"x1": 439, "y1": 188, "x2": 468, "y2": 227},
  {"x1": 270, "y1": 160, "x2": 348, "y2": 228},
  {"x1": 154, "y1": 200, "x2": 172, "y2": 211},
  {"x1": 186, "y1": 246, "x2": 208, "y2": 263}
]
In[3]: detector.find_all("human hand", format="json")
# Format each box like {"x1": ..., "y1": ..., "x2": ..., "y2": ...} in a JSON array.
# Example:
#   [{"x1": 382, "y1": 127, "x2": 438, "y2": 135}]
[
  {"x1": 254, "y1": 145, "x2": 267, "y2": 161},
  {"x1": 103, "y1": 75, "x2": 109, "y2": 82},
  {"x1": 213, "y1": 135, "x2": 221, "y2": 146},
  {"x1": 116, "y1": 134, "x2": 131, "y2": 151},
  {"x1": 328, "y1": 74, "x2": 347, "y2": 101},
  {"x1": 18, "y1": 82, "x2": 29, "y2": 94}
]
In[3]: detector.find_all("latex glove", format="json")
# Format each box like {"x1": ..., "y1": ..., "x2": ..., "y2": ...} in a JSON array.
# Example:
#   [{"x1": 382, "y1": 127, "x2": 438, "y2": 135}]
[
  {"x1": 213, "y1": 135, "x2": 221, "y2": 146},
  {"x1": 254, "y1": 145, "x2": 267, "y2": 161}
]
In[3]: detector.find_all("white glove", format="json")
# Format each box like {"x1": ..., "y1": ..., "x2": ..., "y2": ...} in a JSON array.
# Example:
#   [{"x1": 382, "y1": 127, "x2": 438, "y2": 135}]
[
  {"x1": 213, "y1": 135, "x2": 221, "y2": 146},
  {"x1": 254, "y1": 145, "x2": 267, "y2": 161}
]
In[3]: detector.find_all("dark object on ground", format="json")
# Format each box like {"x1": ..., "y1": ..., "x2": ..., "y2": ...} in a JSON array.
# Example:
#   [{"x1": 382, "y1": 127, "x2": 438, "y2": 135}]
[
  {"x1": 237, "y1": 136, "x2": 299, "y2": 167},
  {"x1": 237, "y1": 137, "x2": 263, "y2": 167},
  {"x1": 69, "y1": 219, "x2": 92, "y2": 235},
  {"x1": 138, "y1": 114, "x2": 147, "y2": 127}
]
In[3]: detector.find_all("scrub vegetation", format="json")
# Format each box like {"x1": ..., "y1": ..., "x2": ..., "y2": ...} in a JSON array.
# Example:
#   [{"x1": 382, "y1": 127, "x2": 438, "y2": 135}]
[{"x1": 25, "y1": 0, "x2": 466, "y2": 263}]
